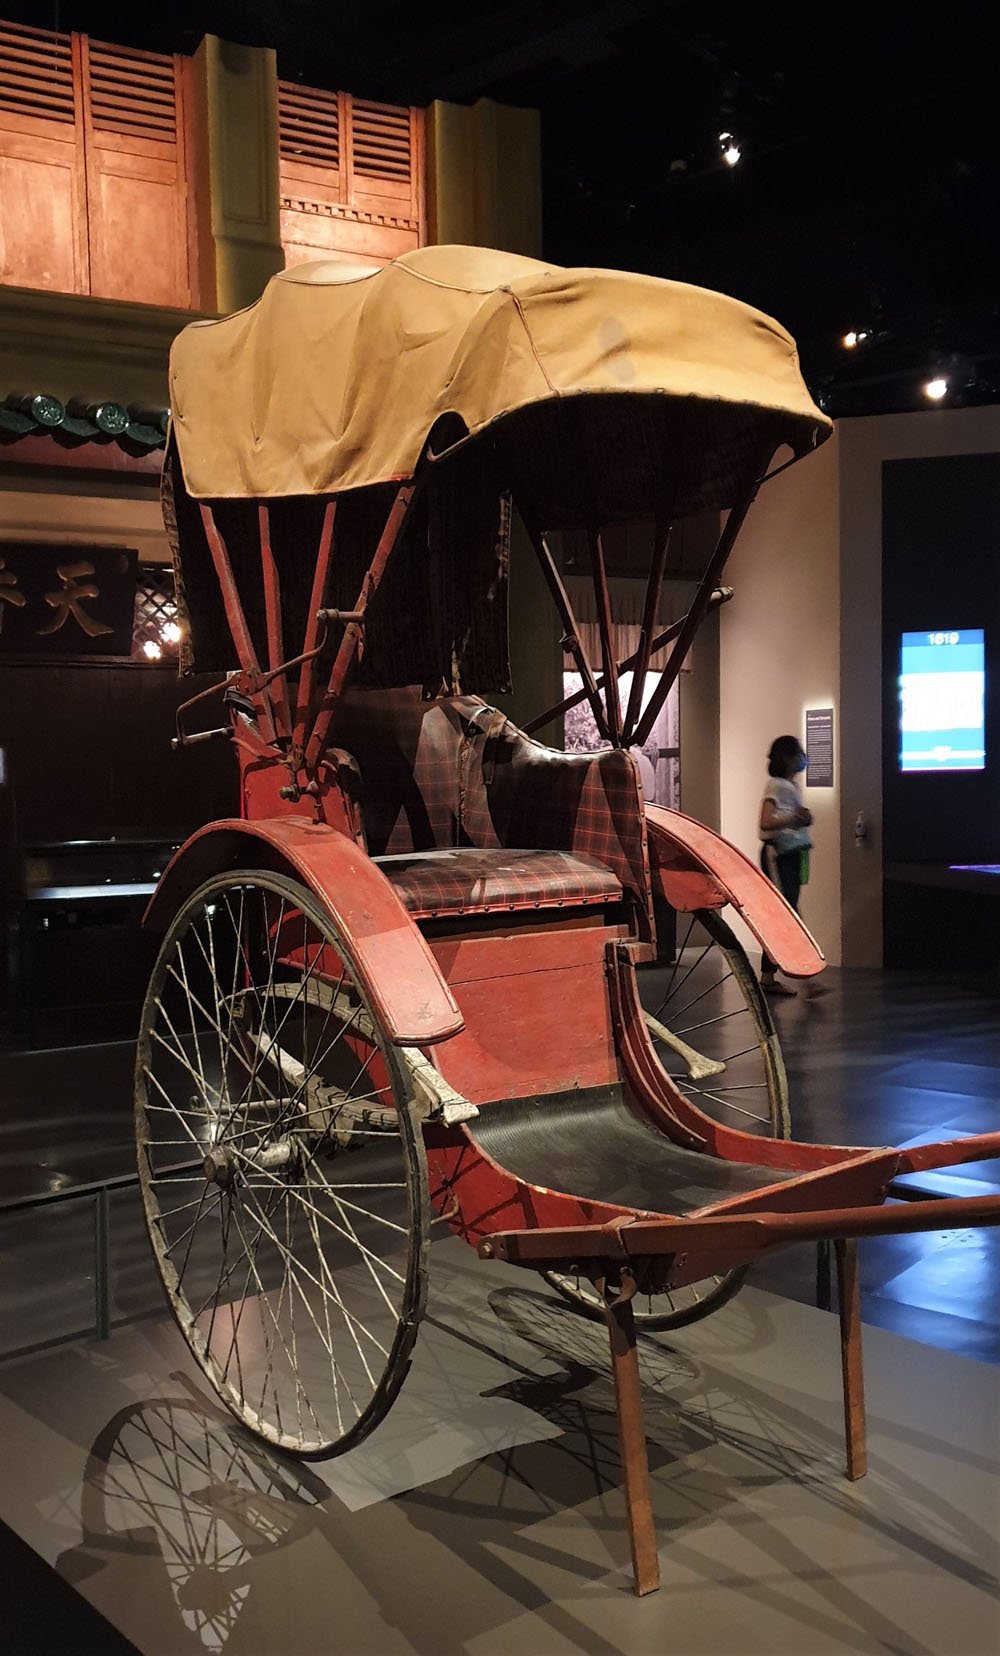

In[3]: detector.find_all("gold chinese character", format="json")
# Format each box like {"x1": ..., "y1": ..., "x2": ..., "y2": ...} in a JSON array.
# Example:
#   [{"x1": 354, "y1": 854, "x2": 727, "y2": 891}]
[
  {"x1": 37, "y1": 560, "x2": 113, "y2": 639},
  {"x1": 0, "y1": 558, "x2": 26, "y2": 634}
]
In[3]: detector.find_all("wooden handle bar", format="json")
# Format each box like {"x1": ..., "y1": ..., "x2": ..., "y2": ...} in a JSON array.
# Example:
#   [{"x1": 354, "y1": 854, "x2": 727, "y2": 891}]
[{"x1": 480, "y1": 1189, "x2": 1000, "y2": 1270}]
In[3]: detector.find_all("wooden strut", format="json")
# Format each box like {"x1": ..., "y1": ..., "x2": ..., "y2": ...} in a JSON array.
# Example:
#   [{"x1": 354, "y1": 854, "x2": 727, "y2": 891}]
[
  {"x1": 199, "y1": 504, "x2": 277, "y2": 744},
  {"x1": 632, "y1": 449, "x2": 775, "y2": 750},
  {"x1": 258, "y1": 504, "x2": 291, "y2": 741},
  {"x1": 603, "y1": 1278, "x2": 661, "y2": 1595},
  {"x1": 521, "y1": 512, "x2": 613, "y2": 744},
  {"x1": 587, "y1": 525, "x2": 623, "y2": 745},
  {"x1": 621, "y1": 512, "x2": 672, "y2": 745},
  {"x1": 304, "y1": 478, "x2": 420, "y2": 771},
  {"x1": 523, "y1": 586, "x2": 732, "y2": 736},
  {"x1": 293, "y1": 500, "x2": 337, "y2": 754},
  {"x1": 835, "y1": 1238, "x2": 867, "y2": 1479}
]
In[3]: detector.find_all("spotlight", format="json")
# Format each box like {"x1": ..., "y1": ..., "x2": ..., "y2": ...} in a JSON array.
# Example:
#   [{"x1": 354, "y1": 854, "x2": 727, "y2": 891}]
[
  {"x1": 842, "y1": 329, "x2": 871, "y2": 349},
  {"x1": 923, "y1": 377, "x2": 949, "y2": 401},
  {"x1": 719, "y1": 131, "x2": 742, "y2": 167},
  {"x1": 143, "y1": 639, "x2": 162, "y2": 660}
]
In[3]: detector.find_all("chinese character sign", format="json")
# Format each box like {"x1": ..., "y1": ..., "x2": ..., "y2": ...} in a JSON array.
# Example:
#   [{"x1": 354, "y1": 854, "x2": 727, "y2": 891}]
[{"x1": 0, "y1": 545, "x2": 138, "y2": 657}]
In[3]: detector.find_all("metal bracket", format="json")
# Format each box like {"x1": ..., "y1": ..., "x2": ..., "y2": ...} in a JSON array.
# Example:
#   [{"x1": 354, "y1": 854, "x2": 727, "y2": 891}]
[{"x1": 401, "y1": 1046, "x2": 479, "y2": 1125}]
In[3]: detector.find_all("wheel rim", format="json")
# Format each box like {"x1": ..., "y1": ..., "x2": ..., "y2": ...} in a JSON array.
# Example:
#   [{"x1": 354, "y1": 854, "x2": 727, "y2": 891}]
[
  {"x1": 646, "y1": 908, "x2": 788, "y2": 1140},
  {"x1": 545, "y1": 908, "x2": 788, "y2": 1330},
  {"x1": 135, "y1": 870, "x2": 429, "y2": 1457}
]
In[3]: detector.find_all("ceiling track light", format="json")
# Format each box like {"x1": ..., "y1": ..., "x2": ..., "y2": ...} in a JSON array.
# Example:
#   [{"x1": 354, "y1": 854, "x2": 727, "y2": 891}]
[
  {"x1": 923, "y1": 376, "x2": 949, "y2": 401},
  {"x1": 718, "y1": 130, "x2": 742, "y2": 167}
]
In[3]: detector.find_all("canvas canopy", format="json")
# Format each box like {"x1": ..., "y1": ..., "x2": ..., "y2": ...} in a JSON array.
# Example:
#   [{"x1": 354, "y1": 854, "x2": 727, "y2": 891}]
[{"x1": 169, "y1": 245, "x2": 830, "y2": 523}]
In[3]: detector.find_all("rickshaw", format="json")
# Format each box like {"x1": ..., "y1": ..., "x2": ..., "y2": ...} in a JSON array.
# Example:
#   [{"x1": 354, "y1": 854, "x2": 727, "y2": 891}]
[{"x1": 139, "y1": 245, "x2": 1000, "y2": 1597}]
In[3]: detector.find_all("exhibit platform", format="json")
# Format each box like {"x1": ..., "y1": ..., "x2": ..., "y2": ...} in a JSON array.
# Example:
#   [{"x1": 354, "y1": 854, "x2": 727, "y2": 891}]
[{"x1": 1, "y1": 1235, "x2": 998, "y2": 1656}]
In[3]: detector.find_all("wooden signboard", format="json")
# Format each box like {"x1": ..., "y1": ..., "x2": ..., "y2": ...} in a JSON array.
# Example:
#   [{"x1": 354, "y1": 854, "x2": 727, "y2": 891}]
[{"x1": 0, "y1": 543, "x2": 138, "y2": 658}]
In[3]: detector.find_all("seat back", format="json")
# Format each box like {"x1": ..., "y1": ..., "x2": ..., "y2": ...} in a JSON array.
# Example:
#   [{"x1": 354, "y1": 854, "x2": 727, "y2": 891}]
[
  {"x1": 460, "y1": 716, "x2": 651, "y2": 917},
  {"x1": 329, "y1": 690, "x2": 484, "y2": 854},
  {"x1": 331, "y1": 689, "x2": 651, "y2": 922}
]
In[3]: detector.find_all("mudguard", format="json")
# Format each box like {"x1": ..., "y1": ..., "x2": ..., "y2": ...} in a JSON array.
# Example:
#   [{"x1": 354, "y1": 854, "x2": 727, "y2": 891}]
[
  {"x1": 645, "y1": 804, "x2": 825, "y2": 978},
  {"x1": 144, "y1": 817, "x2": 464, "y2": 1046}
]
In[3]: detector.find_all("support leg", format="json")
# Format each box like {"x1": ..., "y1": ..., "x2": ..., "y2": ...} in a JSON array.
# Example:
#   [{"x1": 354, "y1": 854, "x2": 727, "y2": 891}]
[
  {"x1": 835, "y1": 1238, "x2": 867, "y2": 1480},
  {"x1": 816, "y1": 1237, "x2": 832, "y2": 1311},
  {"x1": 604, "y1": 1284, "x2": 660, "y2": 1595}
]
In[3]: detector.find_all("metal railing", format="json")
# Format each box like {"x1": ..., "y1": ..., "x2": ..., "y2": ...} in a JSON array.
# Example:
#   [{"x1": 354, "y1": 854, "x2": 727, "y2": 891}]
[{"x1": 0, "y1": 1156, "x2": 196, "y2": 1345}]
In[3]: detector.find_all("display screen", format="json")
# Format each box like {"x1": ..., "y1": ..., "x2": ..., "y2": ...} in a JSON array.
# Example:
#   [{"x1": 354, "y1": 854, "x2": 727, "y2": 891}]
[{"x1": 899, "y1": 629, "x2": 986, "y2": 772}]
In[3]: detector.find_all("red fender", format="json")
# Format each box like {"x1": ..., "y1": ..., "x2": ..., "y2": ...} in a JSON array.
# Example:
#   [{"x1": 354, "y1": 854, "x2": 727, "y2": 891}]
[
  {"x1": 645, "y1": 804, "x2": 825, "y2": 978},
  {"x1": 144, "y1": 817, "x2": 464, "y2": 1046}
]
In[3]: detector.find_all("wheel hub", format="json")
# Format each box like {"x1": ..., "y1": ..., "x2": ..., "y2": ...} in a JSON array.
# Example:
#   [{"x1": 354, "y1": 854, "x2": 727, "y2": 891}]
[
  {"x1": 203, "y1": 1139, "x2": 298, "y2": 1187},
  {"x1": 203, "y1": 1145, "x2": 234, "y2": 1187}
]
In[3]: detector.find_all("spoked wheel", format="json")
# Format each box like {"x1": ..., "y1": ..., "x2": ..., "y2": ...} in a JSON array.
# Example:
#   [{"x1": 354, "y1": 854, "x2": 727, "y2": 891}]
[
  {"x1": 544, "y1": 907, "x2": 789, "y2": 1331},
  {"x1": 135, "y1": 869, "x2": 429, "y2": 1458}
]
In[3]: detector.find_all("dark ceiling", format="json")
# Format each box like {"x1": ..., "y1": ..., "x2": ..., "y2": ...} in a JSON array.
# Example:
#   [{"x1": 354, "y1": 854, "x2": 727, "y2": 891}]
[{"x1": 13, "y1": 1, "x2": 1000, "y2": 415}]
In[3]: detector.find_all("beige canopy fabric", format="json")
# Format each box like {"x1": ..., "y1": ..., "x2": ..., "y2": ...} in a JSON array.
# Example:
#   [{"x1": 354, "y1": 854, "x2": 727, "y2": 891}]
[{"x1": 169, "y1": 245, "x2": 831, "y2": 509}]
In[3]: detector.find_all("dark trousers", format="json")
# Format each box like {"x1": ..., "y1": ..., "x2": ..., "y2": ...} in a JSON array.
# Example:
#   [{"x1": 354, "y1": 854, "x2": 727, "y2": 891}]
[{"x1": 760, "y1": 844, "x2": 801, "y2": 976}]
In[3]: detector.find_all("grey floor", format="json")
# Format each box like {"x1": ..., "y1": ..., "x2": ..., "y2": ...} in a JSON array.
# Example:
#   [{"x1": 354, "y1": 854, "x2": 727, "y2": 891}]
[
  {"x1": 1, "y1": 964, "x2": 999, "y2": 1653},
  {"x1": 1, "y1": 1238, "x2": 999, "y2": 1656}
]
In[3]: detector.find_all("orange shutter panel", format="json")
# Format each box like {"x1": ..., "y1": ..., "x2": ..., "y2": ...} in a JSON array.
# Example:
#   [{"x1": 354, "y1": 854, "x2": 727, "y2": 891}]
[
  {"x1": 279, "y1": 82, "x2": 424, "y2": 270},
  {"x1": 0, "y1": 20, "x2": 88, "y2": 295},
  {"x1": 80, "y1": 37, "x2": 192, "y2": 309}
]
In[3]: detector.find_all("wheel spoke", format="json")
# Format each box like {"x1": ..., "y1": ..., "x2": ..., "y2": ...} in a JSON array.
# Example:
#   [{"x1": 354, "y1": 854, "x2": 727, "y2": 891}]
[
  {"x1": 549, "y1": 907, "x2": 787, "y2": 1334},
  {"x1": 137, "y1": 869, "x2": 427, "y2": 1456}
]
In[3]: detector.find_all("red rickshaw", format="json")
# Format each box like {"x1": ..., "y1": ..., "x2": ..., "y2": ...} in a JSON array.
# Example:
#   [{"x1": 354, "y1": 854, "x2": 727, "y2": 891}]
[{"x1": 138, "y1": 245, "x2": 1000, "y2": 1596}]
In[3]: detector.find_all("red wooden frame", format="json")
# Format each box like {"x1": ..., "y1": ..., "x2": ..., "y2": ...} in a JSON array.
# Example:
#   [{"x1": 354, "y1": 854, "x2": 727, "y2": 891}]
[{"x1": 154, "y1": 412, "x2": 1000, "y2": 1602}]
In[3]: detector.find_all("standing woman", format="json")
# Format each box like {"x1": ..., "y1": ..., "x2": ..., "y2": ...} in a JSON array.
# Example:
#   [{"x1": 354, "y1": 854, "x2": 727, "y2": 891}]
[{"x1": 759, "y1": 734, "x2": 813, "y2": 996}]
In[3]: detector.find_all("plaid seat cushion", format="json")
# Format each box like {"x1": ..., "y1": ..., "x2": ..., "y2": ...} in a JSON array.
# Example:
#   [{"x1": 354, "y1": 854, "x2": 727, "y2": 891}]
[{"x1": 375, "y1": 847, "x2": 622, "y2": 919}]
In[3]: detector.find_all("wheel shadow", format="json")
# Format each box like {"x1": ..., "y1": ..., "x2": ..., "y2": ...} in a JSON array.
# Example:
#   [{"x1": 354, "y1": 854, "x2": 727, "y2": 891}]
[{"x1": 59, "y1": 1382, "x2": 329, "y2": 1653}]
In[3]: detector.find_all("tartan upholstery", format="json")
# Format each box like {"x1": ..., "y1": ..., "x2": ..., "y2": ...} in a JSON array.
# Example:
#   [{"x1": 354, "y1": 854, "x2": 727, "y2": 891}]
[
  {"x1": 376, "y1": 847, "x2": 621, "y2": 918},
  {"x1": 330, "y1": 689, "x2": 651, "y2": 919},
  {"x1": 329, "y1": 689, "x2": 478, "y2": 854},
  {"x1": 459, "y1": 711, "x2": 651, "y2": 911}
]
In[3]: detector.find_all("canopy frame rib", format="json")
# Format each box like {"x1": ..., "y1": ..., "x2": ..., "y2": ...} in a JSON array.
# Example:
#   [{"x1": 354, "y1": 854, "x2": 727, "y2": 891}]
[
  {"x1": 293, "y1": 500, "x2": 337, "y2": 755},
  {"x1": 304, "y1": 476, "x2": 423, "y2": 771},
  {"x1": 523, "y1": 587, "x2": 732, "y2": 736},
  {"x1": 521, "y1": 510, "x2": 612, "y2": 744},
  {"x1": 258, "y1": 504, "x2": 291, "y2": 742},
  {"x1": 620, "y1": 512, "x2": 673, "y2": 747},
  {"x1": 199, "y1": 504, "x2": 276, "y2": 744},
  {"x1": 586, "y1": 525, "x2": 623, "y2": 746},
  {"x1": 632, "y1": 449, "x2": 775, "y2": 750}
]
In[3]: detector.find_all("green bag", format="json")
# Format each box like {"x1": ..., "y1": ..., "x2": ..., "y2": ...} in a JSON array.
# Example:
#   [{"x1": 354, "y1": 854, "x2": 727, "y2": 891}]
[{"x1": 799, "y1": 848, "x2": 811, "y2": 886}]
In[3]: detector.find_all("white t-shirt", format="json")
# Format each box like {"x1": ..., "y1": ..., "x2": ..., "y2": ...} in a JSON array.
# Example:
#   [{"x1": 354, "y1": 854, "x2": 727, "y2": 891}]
[{"x1": 761, "y1": 776, "x2": 811, "y2": 851}]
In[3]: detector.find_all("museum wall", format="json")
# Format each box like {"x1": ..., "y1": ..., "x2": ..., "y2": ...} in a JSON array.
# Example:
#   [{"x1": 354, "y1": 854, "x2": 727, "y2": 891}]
[
  {"x1": 718, "y1": 435, "x2": 842, "y2": 964},
  {"x1": 881, "y1": 452, "x2": 1000, "y2": 863},
  {"x1": 716, "y1": 406, "x2": 1000, "y2": 970},
  {"x1": 838, "y1": 406, "x2": 1000, "y2": 965}
]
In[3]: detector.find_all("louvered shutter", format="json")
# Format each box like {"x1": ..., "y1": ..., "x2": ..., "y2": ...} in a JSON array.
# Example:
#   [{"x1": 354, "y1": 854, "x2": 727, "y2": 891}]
[
  {"x1": 80, "y1": 37, "x2": 191, "y2": 308},
  {"x1": 0, "y1": 20, "x2": 88, "y2": 294},
  {"x1": 279, "y1": 82, "x2": 423, "y2": 270}
]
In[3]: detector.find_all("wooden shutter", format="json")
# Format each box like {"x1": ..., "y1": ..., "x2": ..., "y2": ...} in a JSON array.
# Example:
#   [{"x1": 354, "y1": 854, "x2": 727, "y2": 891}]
[
  {"x1": 0, "y1": 20, "x2": 88, "y2": 294},
  {"x1": 279, "y1": 82, "x2": 424, "y2": 270},
  {"x1": 80, "y1": 37, "x2": 191, "y2": 308}
]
